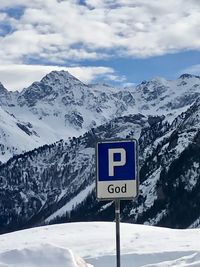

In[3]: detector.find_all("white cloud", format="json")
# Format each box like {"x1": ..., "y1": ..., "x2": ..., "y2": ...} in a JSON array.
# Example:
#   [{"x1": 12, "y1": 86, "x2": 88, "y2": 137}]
[
  {"x1": 0, "y1": 0, "x2": 200, "y2": 63},
  {"x1": 181, "y1": 64, "x2": 200, "y2": 76},
  {"x1": 0, "y1": 0, "x2": 46, "y2": 9},
  {"x1": 0, "y1": 64, "x2": 117, "y2": 91}
]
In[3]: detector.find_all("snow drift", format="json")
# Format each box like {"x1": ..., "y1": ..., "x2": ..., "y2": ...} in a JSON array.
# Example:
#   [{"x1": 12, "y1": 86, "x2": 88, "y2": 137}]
[{"x1": 0, "y1": 222, "x2": 200, "y2": 267}]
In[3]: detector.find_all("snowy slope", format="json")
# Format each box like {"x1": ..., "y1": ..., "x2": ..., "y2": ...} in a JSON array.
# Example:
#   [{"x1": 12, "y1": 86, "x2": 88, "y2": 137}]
[
  {"x1": 0, "y1": 106, "x2": 44, "y2": 163},
  {"x1": 0, "y1": 222, "x2": 200, "y2": 267},
  {"x1": 1, "y1": 71, "x2": 200, "y2": 163}
]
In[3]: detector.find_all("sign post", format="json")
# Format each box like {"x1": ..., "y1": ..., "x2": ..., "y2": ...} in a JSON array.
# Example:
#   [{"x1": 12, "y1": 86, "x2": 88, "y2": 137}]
[
  {"x1": 96, "y1": 139, "x2": 139, "y2": 267},
  {"x1": 115, "y1": 199, "x2": 121, "y2": 267}
]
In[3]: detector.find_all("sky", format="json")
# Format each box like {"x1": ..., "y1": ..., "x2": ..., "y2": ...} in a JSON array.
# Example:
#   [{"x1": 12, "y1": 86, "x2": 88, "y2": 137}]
[{"x1": 0, "y1": 0, "x2": 200, "y2": 91}]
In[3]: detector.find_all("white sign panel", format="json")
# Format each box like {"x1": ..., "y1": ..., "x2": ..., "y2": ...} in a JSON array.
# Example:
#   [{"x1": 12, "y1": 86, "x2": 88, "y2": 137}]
[{"x1": 96, "y1": 139, "x2": 139, "y2": 200}]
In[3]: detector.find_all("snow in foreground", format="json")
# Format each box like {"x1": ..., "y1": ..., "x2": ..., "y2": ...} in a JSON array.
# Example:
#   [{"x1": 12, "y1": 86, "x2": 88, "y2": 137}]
[{"x1": 0, "y1": 222, "x2": 200, "y2": 267}]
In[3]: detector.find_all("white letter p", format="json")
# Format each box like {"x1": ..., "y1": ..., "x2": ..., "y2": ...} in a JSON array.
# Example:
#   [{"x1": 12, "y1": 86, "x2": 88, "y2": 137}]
[{"x1": 108, "y1": 148, "x2": 126, "y2": 176}]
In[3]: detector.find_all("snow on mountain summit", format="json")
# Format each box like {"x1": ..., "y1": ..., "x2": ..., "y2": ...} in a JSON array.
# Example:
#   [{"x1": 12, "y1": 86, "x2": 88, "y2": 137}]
[
  {"x1": 41, "y1": 70, "x2": 86, "y2": 87},
  {"x1": 179, "y1": 73, "x2": 200, "y2": 79},
  {"x1": 17, "y1": 70, "x2": 86, "y2": 107}
]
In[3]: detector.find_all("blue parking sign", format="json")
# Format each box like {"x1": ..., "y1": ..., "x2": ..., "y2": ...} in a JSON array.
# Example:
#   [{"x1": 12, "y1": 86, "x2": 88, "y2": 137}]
[{"x1": 96, "y1": 139, "x2": 139, "y2": 200}]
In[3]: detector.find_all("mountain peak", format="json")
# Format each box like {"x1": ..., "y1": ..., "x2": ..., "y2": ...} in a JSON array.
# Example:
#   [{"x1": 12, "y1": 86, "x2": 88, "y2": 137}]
[
  {"x1": 0, "y1": 82, "x2": 8, "y2": 94},
  {"x1": 17, "y1": 70, "x2": 87, "y2": 107},
  {"x1": 179, "y1": 73, "x2": 200, "y2": 79},
  {"x1": 140, "y1": 76, "x2": 166, "y2": 86},
  {"x1": 41, "y1": 70, "x2": 84, "y2": 86}
]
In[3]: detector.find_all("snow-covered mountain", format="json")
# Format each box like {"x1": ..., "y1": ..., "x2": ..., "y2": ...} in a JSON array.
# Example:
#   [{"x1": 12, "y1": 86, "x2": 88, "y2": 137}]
[
  {"x1": 1, "y1": 71, "x2": 200, "y2": 233},
  {"x1": 0, "y1": 100, "x2": 200, "y2": 233},
  {"x1": 1, "y1": 71, "x2": 200, "y2": 163}
]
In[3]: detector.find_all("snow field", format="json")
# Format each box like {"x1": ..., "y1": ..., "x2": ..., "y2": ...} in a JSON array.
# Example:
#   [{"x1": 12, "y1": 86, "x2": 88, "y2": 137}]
[{"x1": 0, "y1": 222, "x2": 200, "y2": 267}]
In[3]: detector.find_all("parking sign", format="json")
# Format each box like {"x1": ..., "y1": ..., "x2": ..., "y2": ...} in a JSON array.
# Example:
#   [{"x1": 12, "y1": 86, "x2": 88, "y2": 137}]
[{"x1": 96, "y1": 139, "x2": 139, "y2": 200}]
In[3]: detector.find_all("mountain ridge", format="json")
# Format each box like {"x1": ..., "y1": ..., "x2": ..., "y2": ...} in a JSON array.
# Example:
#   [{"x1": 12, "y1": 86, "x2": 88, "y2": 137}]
[{"x1": 1, "y1": 71, "x2": 200, "y2": 163}]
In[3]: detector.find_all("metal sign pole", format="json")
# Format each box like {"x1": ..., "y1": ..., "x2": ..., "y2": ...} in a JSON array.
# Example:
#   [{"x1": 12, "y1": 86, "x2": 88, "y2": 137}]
[
  {"x1": 96, "y1": 139, "x2": 139, "y2": 267},
  {"x1": 115, "y1": 199, "x2": 121, "y2": 267}
]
